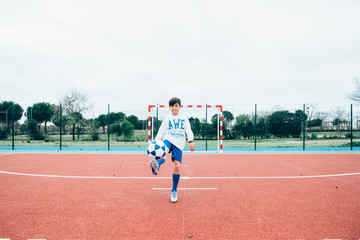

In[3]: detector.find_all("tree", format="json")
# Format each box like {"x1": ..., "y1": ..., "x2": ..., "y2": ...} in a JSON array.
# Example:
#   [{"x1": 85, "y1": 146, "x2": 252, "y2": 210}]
[
  {"x1": 138, "y1": 119, "x2": 146, "y2": 130},
  {"x1": 61, "y1": 89, "x2": 89, "y2": 140},
  {"x1": 121, "y1": 120, "x2": 134, "y2": 141},
  {"x1": 332, "y1": 118, "x2": 342, "y2": 132},
  {"x1": 208, "y1": 114, "x2": 222, "y2": 139},
  {"x1": 314, "y1": 111, "x2": 329, "y2": 131},
  {"x1": 305, "y1": 103, "x2": 319, "y2": 121},
  {"x1": 94, "y1": 112, "x2": 126, "y2": 134},
  {"x1": 222, "y1": 110, "x2": 234, "y2": 139},
  {"x1": 332, "y1": 106, "x2": 346, "y2": 120},
  {"x1": 110, "y1": 112, "x2": 126, "y2": 124},
  {"x1": 50, "y1": 104, "x2": 67, "y2": 134},
  {"x1": 96, "y1": 114, "x2": 108, "y2": 133},
  {"x1": 267, "y1": 111, "x2": 293, "y2": 138},
  {"x1": 308, "y1": 118, "x2": 322, "y2": 131},
  {"x1": 109, "y1": 124, "x2": 122, "y2": 137},
  {"x1": 25, "y1": 102, "x2": 53, "y2": 134},
  {"x1": 331, "y1": 106, "x2": 347, "y2": 132},
  {"x1": 24, "y1": 119, "x2": 44, "y2": 140},
  {"x1": 348, "y1": 78, "x2": 360, "y2": 103},
  {"x1": 189, "y1": 117, "x2": 201, "y2": 137},
  {"x1": 87, "y1": 119, "x2": 100, "y2": 140},
  {"x1": 69, "y1": 112, "x2": 84, "y2": 140},
  {"x1": 267, "y1": 110, "x2": 306, "y2": 138},
  {"x1": 243, "y1": 120, "x2": 254, "y2": 139},
  {"x1": 200, "y1": 122, "x2": 216, "y2": 139},
  {"x1": 0, "y1": 101, "x2": 24, "y2": 128},
  {"x1": 256, "y1": 117, "x2": 269, "y2": 139},
  {"x1": 207, "y1": 112, "x2": 234, "y2": 139},
  {"x1": 0, "y1": 128, "x2": 7, "y2": 140},
  {"x1": 127, "y1": 115, "x2": 140, "y2": 129},
  {"x1": 290, "y1": 110, "x2": 307, "y2": 138},
  {"x1": 232, "y1": 114, "x2": 252, "y2": 139}
]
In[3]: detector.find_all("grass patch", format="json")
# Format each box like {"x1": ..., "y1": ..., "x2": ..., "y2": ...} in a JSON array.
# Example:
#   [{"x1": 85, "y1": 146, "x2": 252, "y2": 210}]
[{"x1": 339, "y1": 141, "x2": 360, "y2": 147}]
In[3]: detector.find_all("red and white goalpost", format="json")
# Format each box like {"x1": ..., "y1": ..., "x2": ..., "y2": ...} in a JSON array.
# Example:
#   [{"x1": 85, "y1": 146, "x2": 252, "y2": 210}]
[{"x1": 148, "y1": 104, "x2": 223, "y2": 153}]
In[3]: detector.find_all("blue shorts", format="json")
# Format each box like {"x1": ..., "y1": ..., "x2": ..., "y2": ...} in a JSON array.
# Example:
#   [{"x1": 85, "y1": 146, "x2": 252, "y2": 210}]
[{"x1": 163, "y1": 139, "x2": 183, "y2": 163}]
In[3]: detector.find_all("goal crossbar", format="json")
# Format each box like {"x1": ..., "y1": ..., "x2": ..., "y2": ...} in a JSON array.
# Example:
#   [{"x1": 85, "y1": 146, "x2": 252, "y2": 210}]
[{"x1": 148, "y1": 104, "x2": 223, "y2": 153}]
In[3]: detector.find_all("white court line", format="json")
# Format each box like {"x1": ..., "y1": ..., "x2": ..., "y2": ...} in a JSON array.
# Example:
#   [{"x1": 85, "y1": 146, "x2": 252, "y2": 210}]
[
  {"x1": 0, "y1": 171, "x2": 170, "y2": 179},
  {"x1": 153, "y1": 188, "x2": 217, "y2": 190},
  {"x1": 181, "y1": 173, "x2": 360, "y2": 179},
  {"x1": 0, "y1": 153, "x2": 14, "y2": 157},
  {"x1": 0, "y1": 239, "x2": 46, "y2": 240},
  {"x1": 0, "y1": 170, "x2": 360, "y2": 179}
]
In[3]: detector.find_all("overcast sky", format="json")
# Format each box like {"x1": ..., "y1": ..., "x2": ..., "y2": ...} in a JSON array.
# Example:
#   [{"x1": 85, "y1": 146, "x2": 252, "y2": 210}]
[{"x1": 1, "y1": 0, "x2": 359, "y2": 120}]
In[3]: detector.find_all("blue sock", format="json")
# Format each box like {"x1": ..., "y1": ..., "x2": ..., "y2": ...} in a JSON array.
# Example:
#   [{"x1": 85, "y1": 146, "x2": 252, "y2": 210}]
[
  {"x1": 156, "y1": 158, "x2": 165, "y2": 168},
  {"x1": 172, "y1": 174, "x2": 180, "y2": 192}
]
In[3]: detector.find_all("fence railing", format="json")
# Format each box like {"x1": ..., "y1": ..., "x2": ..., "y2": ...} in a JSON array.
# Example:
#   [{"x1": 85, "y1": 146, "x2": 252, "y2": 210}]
[{"x1": 0, "y1": 103, "x2": 358, "y2": 151}]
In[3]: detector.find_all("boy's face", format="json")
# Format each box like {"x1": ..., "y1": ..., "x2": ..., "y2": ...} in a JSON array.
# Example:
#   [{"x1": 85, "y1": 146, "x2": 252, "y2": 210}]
[{"x1": 169, "y1": 103, "x2": 181, "y2": 116}]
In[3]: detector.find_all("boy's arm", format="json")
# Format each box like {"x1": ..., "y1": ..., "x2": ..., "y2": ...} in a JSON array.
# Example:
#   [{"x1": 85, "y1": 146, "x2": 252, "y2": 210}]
[
  {"x1": 155, "y1": 117, "x2": 167, "y2": 141},
  {"x1": 185, "y1": 118, "x2": 195, "y2": 151}
]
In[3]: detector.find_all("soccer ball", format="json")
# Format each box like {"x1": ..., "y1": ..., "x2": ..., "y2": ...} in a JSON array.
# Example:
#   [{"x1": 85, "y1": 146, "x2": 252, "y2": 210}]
[{"x1": 147, "y1": 140, "x2": 167, "y2": 160}]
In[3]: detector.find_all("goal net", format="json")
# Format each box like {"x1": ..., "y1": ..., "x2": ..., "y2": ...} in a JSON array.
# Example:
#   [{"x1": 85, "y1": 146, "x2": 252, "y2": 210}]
[{"x1": 148, "y1": 104, "x2": 223, "y2": 153}]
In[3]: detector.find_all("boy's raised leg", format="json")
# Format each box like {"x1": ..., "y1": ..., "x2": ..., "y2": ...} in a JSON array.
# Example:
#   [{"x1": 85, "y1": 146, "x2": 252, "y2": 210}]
[
  {"x1": 149, "y1": 159, "x2": 159, "y2": 175},
  {"x1": 150, "y1": 158, "x2": 165, "y2": 175}
]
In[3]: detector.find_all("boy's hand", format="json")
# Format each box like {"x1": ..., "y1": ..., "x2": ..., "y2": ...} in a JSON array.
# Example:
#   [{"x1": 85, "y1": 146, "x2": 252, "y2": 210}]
[{"x1": 189, "y1": 142, "x2": 195, "y2": 151}]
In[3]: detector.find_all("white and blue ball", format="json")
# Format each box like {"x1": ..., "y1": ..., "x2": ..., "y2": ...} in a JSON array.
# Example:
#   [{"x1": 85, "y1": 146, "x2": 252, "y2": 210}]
[{"x1": 147, "y1": 140, "x2": 167, "y2": 160}]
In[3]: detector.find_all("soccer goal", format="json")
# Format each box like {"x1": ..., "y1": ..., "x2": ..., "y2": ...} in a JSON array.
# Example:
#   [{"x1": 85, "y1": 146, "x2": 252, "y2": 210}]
[{"x1": 148, "y1": 104, "x2": 223, "y2": 153}]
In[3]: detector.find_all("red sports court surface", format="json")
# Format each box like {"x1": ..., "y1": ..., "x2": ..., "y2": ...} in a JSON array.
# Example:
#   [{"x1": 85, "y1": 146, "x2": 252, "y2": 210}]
[{"x1": 0, "y1": 152, "x2": 359, "y2": 240}]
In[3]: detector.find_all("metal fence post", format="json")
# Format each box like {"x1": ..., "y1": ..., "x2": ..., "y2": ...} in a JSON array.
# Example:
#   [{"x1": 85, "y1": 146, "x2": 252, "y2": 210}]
[
  {"x1": 12, "y1": 103, "x2": 14, "y2": 150},
  {"x1": 206, "y1": 104, "x2": 208, "y2": 151},
  {"x1": 108, "y1": 104, "x2": 110, "y2": 151},
  {"x1": 351, "y1": 104, "x2": 353, "y2": 150},
  {"x1": 303, "y1": 104, "x2": 306, "y2": 151},
  {"x1": 254, "y1": 104, "x2": 257, "y2": 151},
  {"x1": 60, "y1": 104, "x2": 62, "y2": 151}
]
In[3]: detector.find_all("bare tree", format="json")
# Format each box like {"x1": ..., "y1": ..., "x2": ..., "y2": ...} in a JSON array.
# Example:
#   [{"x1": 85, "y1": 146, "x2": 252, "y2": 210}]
[
  {"x1": 305, "y1": 103, "x2": 319, "y2": 121},
  {"x1": 314, "y1": 111, "x2": 329, "y2": 121},
  {"x1": 61, "y1": 88, "x2": 90, "y2": 140},
  {"x1": 348, "y1": 78, "x2": 360, "y2": 103},
  {"x1": 313, "y1": 111, "x2": 329, "y2": 131},
  {"x1": 332, "y1": 106, "x2": 346, "y2": 120},
  {"x1": 62, "y1": 88, "x2": 89, "y2": 114},
  {"x1": 331, "y1": 106, "x2": 348, "y2": 132}
]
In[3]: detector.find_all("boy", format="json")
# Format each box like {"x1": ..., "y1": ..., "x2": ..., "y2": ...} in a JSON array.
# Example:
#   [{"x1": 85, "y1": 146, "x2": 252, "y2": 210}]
[{"x1": 150, "y1": 97, "x2": 195, "y2": 203}]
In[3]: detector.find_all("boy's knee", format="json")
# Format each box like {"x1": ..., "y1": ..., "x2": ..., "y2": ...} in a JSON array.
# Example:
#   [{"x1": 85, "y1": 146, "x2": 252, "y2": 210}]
[{"x1": 173, "y1": 160, "x2": 181, "y2": 173}]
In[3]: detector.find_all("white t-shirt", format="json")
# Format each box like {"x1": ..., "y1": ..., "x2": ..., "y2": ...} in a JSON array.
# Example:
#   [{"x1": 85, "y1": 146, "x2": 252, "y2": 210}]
[{"x1": 155, "y1": 113, "x2": 194, "y2": 150}]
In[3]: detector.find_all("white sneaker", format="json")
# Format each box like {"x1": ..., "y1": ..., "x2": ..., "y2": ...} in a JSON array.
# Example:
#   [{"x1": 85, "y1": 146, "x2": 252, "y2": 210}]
[
  {"x1": 150, "y1": 159, "x2": 159, "y2": 175},
  {"x1": 171, "y1": 190, "x2": 178, "y2": 203}
]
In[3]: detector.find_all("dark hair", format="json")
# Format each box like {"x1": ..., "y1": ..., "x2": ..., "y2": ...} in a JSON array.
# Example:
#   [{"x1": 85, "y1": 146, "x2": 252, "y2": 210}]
[{"x1": 169, "y1": 97, "x2": 181, "y2": 106}]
